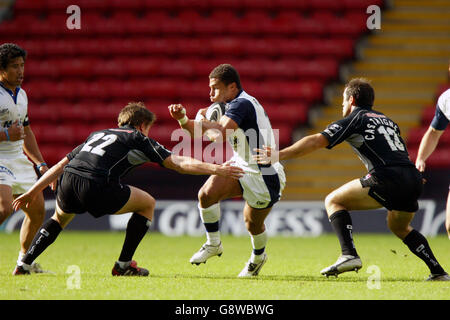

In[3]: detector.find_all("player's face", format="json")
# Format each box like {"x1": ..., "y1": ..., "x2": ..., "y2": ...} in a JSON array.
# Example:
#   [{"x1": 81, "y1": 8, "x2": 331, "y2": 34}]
[
  {"x1": 0, "y1": 57, "x2": 25, "y2": 89},
  {"x1": 342, "y1": 89, "x2": 353, "y2": 117},
  {"x1": 209, "y1": 78, "x2": 234, "y2": 103}
]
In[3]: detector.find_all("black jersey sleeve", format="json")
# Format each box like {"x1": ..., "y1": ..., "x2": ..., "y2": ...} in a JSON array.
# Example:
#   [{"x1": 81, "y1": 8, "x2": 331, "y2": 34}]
[
  {"x1": 66, "y1": 143, "x2": 84, "y2": 161},
  {"x1": 320, "y1": 109, "x2": 364, "y2": 149},
  {"x1": 137, "y1": 135, "x2": 172, "y2": 166}
]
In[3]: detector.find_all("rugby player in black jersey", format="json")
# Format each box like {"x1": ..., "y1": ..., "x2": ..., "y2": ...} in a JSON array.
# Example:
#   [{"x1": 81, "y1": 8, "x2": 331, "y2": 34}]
[
  {"x1": 254, "y1": 78, "x2": 449, "y2": 281},
  {"x1": 11, "y1": 102, "x2": 244, "y2": 276}
]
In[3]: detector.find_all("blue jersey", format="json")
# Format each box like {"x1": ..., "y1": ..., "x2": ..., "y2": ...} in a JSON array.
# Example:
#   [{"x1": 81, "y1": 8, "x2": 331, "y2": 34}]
[
  {"x1": 431, "y1": 88, "x2": 450, "y2": 130},
  {"x1": 224, "y1": 90, "x2": 281, "y2": 174}
]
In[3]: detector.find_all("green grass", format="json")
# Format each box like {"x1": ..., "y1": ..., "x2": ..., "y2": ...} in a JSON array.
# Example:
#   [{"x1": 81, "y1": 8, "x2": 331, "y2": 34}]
[{"x1": 1, "y1": 232, "x2": 449, "y2": 300}]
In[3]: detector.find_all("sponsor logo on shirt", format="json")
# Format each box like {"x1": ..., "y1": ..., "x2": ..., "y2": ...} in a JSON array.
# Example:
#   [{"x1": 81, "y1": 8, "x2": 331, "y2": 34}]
[{"x1": 324, "y1": 123, "x2": 342, "y2": 137}]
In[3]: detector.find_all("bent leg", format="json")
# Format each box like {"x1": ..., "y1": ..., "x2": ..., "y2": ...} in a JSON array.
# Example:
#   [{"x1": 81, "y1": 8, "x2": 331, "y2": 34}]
[
  {"x1": 394, "y1": 209, "x2": 447, "y2": 276},
  {"x1": 324, "y1": 179, "x2": 382, "y2": 257},
  {"x1": 386, "y1": 210, "x2": 414, "y2": 240},
  {"x1": 197, "y1": 175, "x2": 242, "y2": 243},
  {"x1": 113, "y1": 186, "x2": 155, "y2": 267},
  {"x1": 324, "y1": 179, "x2": 382, "y2": 215},
  {"x1": 446, "y1": 189, "x2": 450, "y2": 239},
  {"x1": 19, "y1": 204, "x2": 74, "y2": 269},
  {"x1": 0, "y1": 185, "x2": 13, "y2": 225},
  {"x1": 198, "y1": 175, "x2": 242, "y2": 209},
  {"x1": 16, "y1": 192, "x2": 46, "y2": 254}
]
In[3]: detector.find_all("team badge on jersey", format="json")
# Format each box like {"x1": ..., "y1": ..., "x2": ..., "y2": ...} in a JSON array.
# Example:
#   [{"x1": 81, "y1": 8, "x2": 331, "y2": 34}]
[{"x1": 324, "y1": 123, "x2": 343, "y2": 137}]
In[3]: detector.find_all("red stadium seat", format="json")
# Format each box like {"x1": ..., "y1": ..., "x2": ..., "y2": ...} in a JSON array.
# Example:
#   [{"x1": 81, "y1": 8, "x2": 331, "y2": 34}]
[{"x1": 7, "y1": 0, "x2": 374, "y2": 167}]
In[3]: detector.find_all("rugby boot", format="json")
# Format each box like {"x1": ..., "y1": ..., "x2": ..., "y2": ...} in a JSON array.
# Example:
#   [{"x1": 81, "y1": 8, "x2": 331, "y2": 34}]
[
  {"x1": 426, "y1": 272, "x2": 450, "y2": 281},
  {"x1": 238, "y1": 253, "x2": 268, "y2": 278},
  {"x1": 190, "y1": 242, "x2": 223, "y2": 265},
  {"x1": 12, "y1": 264, "x2": 31, "y2": 275},
  {"x1": 321, "y1": 255, "x2": 362, "y2": 278},
  {"x1": 112, "y1": 260, "x2": 149, "y2": 276}
]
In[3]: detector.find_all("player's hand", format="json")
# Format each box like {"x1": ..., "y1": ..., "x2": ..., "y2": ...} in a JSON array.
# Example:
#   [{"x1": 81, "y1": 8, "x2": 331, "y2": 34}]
[
  {"x1": 415, "y1": 159, "x2": 426, "y2": 172},
  {"x1": 215, "y1": 162, "x2": 244, "y2": 180},
  {"x1": 7, "y1": 121, "x2": 25, "y2": 141},
  {"x1": 253, "y1": 145, "x2": 278, "y2": 165},
  {"x1": 168, "y1": 104, "x2": 187, "y2": 121},
  {"x1": 194, "y1": 108, "x2": 208, "y2": 121},
  {"x1": 12, "y1": 191, "x2": 36, "y2": 211},
  {"x1": 415, "y1": 159, "x2": 427, "y2": 184}
]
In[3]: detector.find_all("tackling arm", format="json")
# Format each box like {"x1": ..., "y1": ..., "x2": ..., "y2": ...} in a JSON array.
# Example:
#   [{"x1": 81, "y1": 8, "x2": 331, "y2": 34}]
[
  {"x1": 254, "y1": 133, "x2": 329, "y2": 164},
  {"x1": 162, "y1": 155, "x2": 243, "y2": 179},
  {"x1": 12, "y1": 157, "x2": 69, "y2": 210}
]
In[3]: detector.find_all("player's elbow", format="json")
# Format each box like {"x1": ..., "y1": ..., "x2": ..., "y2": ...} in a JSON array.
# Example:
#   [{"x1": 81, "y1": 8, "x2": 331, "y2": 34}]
[{"x1": 309, "y1": 133, "x2": 329, "y2": 149}]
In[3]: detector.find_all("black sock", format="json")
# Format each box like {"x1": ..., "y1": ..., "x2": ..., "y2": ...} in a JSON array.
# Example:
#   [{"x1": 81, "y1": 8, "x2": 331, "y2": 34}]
[
  {"x1": 22, "y1": 218, "x2": 62, "y2": 265},
  {"x1": 118, "y1": 213, "x2": 150, "y2": 262},
  {"x1": 329, "y1": 210, "x2": 358, "y2": 256},
  {"x1": 403, "y1": 229, "x2": 446, "y2": 275}
]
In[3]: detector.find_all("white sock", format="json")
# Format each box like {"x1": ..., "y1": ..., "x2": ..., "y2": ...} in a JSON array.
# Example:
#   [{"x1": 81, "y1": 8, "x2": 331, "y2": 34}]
[
  {"x1": 117, "y1": 260, "x2": 131, "y2": 269},
  {"x1": 199, "y1": 203, "x2": 221, "y2": 246},
  {"x1": 17, "y1": 251, "x2": 25, "y2": 265},
  {"x1": 250, "y1": 230, "x2": 268, "y2": 263}
]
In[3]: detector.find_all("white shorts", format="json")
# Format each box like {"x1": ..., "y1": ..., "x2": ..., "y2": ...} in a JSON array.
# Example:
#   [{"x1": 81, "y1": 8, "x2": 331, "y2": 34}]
[
  {"x1": 239, "y1": 162, "x2": 286, "y2": 209},
  {"x1": 0, "y1": 156, "x2": 37, "y2": 195}
]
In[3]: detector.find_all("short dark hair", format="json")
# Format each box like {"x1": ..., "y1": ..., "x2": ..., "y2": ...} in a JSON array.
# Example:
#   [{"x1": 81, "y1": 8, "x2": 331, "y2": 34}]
[
  {"x1": 0, "y1": 43, "x2": 27, "y2": 70},
  {"x1": 344, "y1": 78, "x2": 375, "y2": 109},
  {"x1": 209, "y1": 64, "x2": 242, "y2": 90},
  {"x1": 118, "y1": 102, "x2": 156, "y2": 128}
]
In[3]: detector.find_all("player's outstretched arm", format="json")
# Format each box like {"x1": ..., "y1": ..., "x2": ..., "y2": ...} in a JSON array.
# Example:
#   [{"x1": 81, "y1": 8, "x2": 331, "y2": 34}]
[
  {"x1": 415, "y1": 126, "x2": 444, "y2": 172},
  {"x1": 12, "y1": 157, "x2": 69, "y2": 210},
  {"x1": 162, "y1": 155, "x2": 244, "y2": 179},
  {"x1": 254, "y1": 133, "x2": 329, "y2": 164}
]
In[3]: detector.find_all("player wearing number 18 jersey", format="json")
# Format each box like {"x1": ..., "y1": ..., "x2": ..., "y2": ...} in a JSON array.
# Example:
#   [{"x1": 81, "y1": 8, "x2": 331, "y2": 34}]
[{"x1": 254, "y1": 78, "x2": 449, "y2": 281}]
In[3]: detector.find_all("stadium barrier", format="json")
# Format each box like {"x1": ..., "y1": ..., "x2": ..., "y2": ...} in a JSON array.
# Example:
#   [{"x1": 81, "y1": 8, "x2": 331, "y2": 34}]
[{"x1": 2, "y1": 199, "x2": 447, "y2": 237}]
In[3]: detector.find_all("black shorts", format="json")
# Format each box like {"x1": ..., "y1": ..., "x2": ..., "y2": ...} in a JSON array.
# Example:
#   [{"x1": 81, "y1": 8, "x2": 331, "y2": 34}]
[
  {"x1": 56, "y1": 171, "x2": 131, "y2": 218},
  {"x1": 360, "y1": 165, "x2": 423, "y2": 212}
]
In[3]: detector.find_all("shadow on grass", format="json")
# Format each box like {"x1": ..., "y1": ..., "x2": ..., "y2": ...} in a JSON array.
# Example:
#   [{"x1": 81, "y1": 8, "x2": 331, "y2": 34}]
[{"x1": 148, "y1": 273, "x2": 430, "y2": 283}]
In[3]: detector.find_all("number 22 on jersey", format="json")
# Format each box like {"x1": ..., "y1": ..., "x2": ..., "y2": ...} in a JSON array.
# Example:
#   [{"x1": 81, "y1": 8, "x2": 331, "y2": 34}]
[{"x1": 81, "y1": 132, "x2": 118, "y2": 156}]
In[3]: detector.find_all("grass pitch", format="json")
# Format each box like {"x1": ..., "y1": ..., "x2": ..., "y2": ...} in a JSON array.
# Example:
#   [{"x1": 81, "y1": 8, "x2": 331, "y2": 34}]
[{"x1": 1, "y1": 232, "x2": 449, "y2": 300}]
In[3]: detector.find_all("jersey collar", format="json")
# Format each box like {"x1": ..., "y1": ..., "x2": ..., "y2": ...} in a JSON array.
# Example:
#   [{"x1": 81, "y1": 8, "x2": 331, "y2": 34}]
[{"x1": 0, "y1": 82, "x2": 20, "y2": 104}]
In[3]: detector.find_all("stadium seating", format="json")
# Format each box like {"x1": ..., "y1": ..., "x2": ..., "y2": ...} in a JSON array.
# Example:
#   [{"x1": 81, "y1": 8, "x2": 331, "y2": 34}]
[{"x1": 0, "y1": 0, "x2": 377, "y2": 165}]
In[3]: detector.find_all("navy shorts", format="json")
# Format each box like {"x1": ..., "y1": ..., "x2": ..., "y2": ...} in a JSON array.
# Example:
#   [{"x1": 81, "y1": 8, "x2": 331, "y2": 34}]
[
  {"x1": 360, "y1": 165, "x2": 423, "y2": 212},
  {"x1": 56, "y1": 171, "x2": 131, "y2": 218}
]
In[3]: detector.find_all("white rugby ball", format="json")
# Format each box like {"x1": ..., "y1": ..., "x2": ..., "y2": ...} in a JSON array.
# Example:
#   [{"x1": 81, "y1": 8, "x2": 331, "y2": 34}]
[{"x1": 205, "y1": 102, "x2": 226, "y2": 122}]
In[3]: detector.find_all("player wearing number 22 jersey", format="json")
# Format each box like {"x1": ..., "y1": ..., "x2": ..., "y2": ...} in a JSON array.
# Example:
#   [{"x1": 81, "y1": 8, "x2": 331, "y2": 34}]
[{"x1": 12, "y1": 102, "x2": 244, "y2": 276}]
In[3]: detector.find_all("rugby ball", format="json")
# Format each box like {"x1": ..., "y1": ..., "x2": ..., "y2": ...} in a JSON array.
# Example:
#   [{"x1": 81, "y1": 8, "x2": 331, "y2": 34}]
[{"x1": 205, "y1": 102, "x2": 226, "y2": 122}]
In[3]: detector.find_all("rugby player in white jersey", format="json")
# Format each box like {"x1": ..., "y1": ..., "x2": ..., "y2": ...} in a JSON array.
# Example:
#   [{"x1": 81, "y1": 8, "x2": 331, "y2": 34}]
[
  {"x1": 169, "y1": 64, "x2": 286, "y2": 277},
  {"x1": 0, "y1": 43, "x2": 51, "y2": 273},
  {"x1": 415, "y1": 63, "x2": 450, "y2": 239}
]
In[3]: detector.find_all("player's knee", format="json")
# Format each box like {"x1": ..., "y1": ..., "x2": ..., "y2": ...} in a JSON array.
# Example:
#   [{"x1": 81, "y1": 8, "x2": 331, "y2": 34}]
[
  {"x1": 387, "y1": 221, "x2": 410, "y2": 239},
  {"x1": 244, "y1": 218, "x2": 262, "y2": 234},
  {"x1": 324, "y1": 192, "x2": 338, "y2": 212},
  {"x1": 198, "y1": 188, "x2": 216, "y2": 209},
  {"x1": 143, "y1": 195, "x2": 156, "y2": 220},
  {"x1": 0, "y1": 200, "x2": 13, "y2": 224}
]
